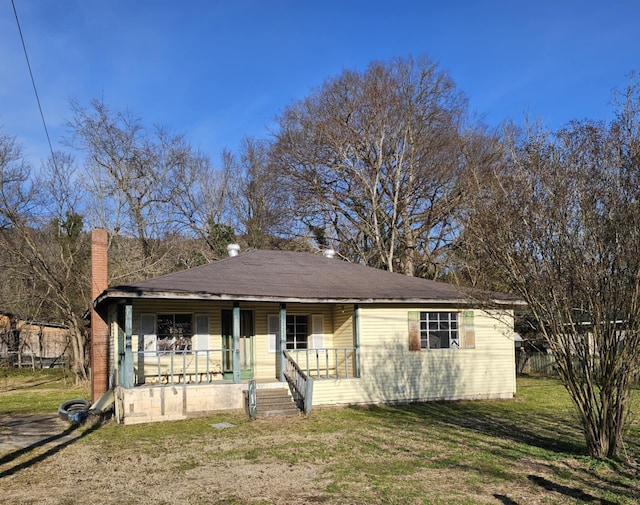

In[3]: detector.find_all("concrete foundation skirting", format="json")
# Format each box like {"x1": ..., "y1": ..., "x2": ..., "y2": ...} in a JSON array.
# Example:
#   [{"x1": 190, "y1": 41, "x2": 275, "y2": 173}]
[
  {"x1": 115, "y1": 382, "x2": 289, "y2": 425},
  {"x1": 116, "y1": 383, "x2": 247, "y2": 425}
]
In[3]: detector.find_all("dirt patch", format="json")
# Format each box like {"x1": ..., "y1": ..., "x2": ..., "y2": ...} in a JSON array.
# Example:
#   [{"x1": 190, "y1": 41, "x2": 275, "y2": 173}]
[
  {"x1": 0, "y1": 414, "x2": 81, "y2": 452},
  {"x1": 1, "y1": 434, "x2": 328, "y2": 505}
]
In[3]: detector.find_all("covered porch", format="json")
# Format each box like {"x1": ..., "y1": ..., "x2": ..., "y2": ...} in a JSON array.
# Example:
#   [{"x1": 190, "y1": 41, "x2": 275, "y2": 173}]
[{"x1": 111, "y1": 300, "x2": 362, "y2": 421}]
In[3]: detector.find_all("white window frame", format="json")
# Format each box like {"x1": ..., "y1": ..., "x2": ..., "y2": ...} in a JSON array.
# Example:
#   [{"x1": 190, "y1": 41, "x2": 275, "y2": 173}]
[
  {"x1": 155, "y1": 313, "x2": 194, "y2": 351},
  {"x1": 419, "y1": 312, "x2": 460, "y2": 350},
  {"x1": 286, "y1": 314, "x2": 309, "y2": 350},
  {"x1": 268, "y1": 313, "x2": 324, "y2": 352}
]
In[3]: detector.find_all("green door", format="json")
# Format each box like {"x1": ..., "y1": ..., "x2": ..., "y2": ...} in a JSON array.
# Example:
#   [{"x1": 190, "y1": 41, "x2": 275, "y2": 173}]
[{"x1": 221, "y1": 309, "x2": 254, "y2": 379}]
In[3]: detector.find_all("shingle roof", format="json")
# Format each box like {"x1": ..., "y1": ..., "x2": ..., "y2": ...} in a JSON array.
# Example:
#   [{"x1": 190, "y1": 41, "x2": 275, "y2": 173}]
[{"x1": 96, "y1": 249, "x2": 523, "y2": 306}]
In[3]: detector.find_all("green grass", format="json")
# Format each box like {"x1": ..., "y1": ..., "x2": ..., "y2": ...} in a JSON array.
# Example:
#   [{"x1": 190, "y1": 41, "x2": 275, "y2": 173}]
[
  {"x1": 87, "y1": 377, "x2": 640, "y2": 503},
  {"x1": 0, "y1": 367, "x2": 89, "y2": 414},
  {"x1": 1, "y1": 372, "x2": 639, "y2": 504}
]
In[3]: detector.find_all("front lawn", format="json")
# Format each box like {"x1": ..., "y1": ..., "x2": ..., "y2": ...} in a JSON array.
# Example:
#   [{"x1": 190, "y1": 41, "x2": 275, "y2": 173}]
[
  {"x1": 0, "y1": 367, "x2": 89, "y2": 414},
  {"x1": 1, "y1": 374, "x2": 638, "y2": 504}
]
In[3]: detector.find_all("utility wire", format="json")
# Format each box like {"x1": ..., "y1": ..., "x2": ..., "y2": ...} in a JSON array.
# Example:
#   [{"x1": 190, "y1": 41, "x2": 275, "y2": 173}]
[{"x1": 11, "y1": 0, "x2": 58, "y2": 168}]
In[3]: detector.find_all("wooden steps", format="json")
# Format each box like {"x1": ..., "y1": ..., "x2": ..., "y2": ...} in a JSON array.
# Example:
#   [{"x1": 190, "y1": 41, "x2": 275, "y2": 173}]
[{"x1": 248, "y1": 387, "x2": 301, "y2": 418}]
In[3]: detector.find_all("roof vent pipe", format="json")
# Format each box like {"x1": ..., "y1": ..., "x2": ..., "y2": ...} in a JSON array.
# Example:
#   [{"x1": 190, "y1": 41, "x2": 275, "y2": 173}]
[
  {"x1": 227, "y1": 244, "x2": 241, "y2": 257},
  {"x1": 322, "y1": 249, "x2": 335, "y2": 259}
]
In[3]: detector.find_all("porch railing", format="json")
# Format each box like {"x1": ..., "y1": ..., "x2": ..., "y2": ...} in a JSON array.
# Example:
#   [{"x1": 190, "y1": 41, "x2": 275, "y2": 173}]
[
  {"x1": 283, "y1": 351, "x2": 313, "y2": 414},
  {"x1": 134, "y1": 349, "x2": 227, "y2": 386},
  {"x1": 288, "y1": 347, "x2": 358, "y2": 379}
]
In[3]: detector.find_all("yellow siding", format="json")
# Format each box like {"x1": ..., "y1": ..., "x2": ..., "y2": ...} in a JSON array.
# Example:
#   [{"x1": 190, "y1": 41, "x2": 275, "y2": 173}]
[
  {"x1": 254, "y1": 303, "x2": 335, "y2": 379},
  {"x1": 332, "y1": 304, "x2": 353, "y2": 347},
  {"x1": 112, "y1": 300, "x2": 337, "y2": 382},
  {"x1": 312, "y1": 306, "x2": 516, "y2": 406},
  {"x1": 250, "y1": 303, "x2": 273, "y2": 379},
  {"x1": 110, "y1": 300, "x2": 515, "y2": 409}
]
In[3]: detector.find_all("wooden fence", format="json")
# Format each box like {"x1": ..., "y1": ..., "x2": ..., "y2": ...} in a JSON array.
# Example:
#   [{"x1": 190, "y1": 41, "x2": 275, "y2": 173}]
[{"x1": 517, "y1": 351, "x2": 640, "y2": 383}]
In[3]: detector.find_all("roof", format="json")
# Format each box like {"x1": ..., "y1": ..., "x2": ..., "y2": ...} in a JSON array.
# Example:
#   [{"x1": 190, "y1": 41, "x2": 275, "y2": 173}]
[
  {"x1": 0, "y1": 310, "x2": 68, "y2": 329},
  {"x1": 95, "y1": 249, "x2": 524, "y2": 307}
]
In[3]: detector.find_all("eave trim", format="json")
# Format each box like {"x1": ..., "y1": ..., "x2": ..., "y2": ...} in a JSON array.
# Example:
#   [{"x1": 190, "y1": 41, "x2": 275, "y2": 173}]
[{"x1": 95, "y1": 289, "x2": 526, "y2": 308}]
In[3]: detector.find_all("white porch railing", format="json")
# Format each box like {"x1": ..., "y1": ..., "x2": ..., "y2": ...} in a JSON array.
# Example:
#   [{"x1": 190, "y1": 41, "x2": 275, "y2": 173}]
[
  {"x1": 134, "y1": 349, "x2": 226, "y2": 385},
  {"x1": 288, "y1": 347, "x2": 358, "y2": 379},
  {"x1": 129, "y1": 346, "x2": 359, "y2": 387}
]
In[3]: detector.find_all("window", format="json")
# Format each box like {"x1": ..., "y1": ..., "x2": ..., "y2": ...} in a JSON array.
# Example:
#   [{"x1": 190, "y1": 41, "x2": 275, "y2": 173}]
[
  {"x1": 268, "y1": 313, "x2": 324, "y2": 352},
  {"x1": 420, "y1": 312, "x2": 459, "y2": 349},
  {"x1": 156, "y1": 314, "x2": 192, "y2": 351},
  {"x1": 286, "y1": 315, "x2": 308, "y2": 350}
]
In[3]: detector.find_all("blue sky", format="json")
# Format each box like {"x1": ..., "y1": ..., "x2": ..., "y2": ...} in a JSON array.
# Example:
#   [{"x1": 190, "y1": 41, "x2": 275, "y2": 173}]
[{"x1": 1, "y1": 0, "x2": 638, "y2": 166}]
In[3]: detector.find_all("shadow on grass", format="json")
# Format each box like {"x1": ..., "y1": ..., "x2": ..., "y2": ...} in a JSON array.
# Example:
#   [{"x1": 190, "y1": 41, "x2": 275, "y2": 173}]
[
  {"x1": 493, "y1": 495, "x2": 518, "y2": 505},
  {"x1": 0, "y1": 417, "x2": 102, "y2": 479},
  {"x1": 0, "y1": 375, "x2": 69, "y2": 392},
  {"x1": 349, "y1": 394, "x2": 639, "y2": 503},
  {"x1": 528, "y1": 475, "x2": 616, "y2": 504},
  {"x1": 352, "y1": 399, "x2": 585, "y2": 456}
]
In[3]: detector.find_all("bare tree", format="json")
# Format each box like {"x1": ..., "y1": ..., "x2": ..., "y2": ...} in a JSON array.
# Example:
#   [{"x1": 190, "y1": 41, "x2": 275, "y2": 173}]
[
  {"x1": 0, "y1": 129, "x2": 35, "y2": 324},
  {"x1": 0, "y1": 129, "x2": 33, "y2": 230},
  {"x1": 447, "y1": 126, "x2": 515, "y2": 290},
  {"x1": 227, "y1": 137, "x2": 295, "y2": 249},
  {"x1": 68, "y1": 98, "x2": 226, "y2": 278},
  {"x1": 0, "y1": 133, "x2": 90, "y2": 378},
  {"x1": 163, "y1": 143, "x2": 235, "y2": 260},
  {"x1": 460, "y1": 78, "x2": 640, "y2": 458},
  {"x1": 272, "y1": 55, "x2": 469, "y2": 276},
  {"x1": 68, "y1": 99, "x2": 176, "y2": 267}
]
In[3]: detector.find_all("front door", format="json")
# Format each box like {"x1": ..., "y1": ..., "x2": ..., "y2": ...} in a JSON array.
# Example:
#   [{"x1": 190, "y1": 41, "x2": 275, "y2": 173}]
[{"x1": 221, "y1": 309, "x2": 254, "y2": 379}]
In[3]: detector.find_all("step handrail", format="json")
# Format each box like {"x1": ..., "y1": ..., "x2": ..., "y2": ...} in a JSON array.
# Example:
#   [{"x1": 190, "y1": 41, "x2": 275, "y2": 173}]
[{"x1": 283, "y1": 350, "x2": 313, "y2": 414}]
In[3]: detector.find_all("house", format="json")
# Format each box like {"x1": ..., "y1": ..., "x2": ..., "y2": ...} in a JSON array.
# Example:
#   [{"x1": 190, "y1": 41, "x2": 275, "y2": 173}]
[
  {"x1": 90, "y1": 229, "x2": 525, "y2": 425},
  {"x1": 0, "y1": 311, "x2": 70, "y2": 368}
]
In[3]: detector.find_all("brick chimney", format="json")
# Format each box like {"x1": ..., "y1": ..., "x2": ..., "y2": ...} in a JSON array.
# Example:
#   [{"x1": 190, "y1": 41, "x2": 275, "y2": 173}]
[{"x1": 91, "y1": 228, "x2": 109, "y2": 402}]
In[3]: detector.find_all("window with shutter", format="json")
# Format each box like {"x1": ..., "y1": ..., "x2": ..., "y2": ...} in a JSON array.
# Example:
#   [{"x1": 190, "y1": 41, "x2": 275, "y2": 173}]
[
  {"x1": 268, "y1": 314, "x2": 311, "y2": 350},
  {"x1": 410, "y1": 311, "x2": 462, "y2": 350}
]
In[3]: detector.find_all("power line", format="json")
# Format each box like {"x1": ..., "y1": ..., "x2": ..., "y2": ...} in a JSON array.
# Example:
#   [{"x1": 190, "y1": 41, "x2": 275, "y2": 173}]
[{"x1": 11, "y1": 0, "x2": 58, "y2": 168}]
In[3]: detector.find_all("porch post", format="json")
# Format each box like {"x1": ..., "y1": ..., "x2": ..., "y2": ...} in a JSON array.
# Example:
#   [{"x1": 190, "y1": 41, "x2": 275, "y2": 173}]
[
  {"x1": 116, "y1": 305, "x2": 124, "y2": 386},
  {"x1": 233, "y1": 302, "x2": 241, "y2": 384},
  {"x1": 353, "y1": 304, "x2": 361, "y2": 378},
  {"x1": 122, "y1": 300, "x2": 134, "y2": 388},
  {"x1": 278, "y1": 303, "x2": 286, "y2": 382}
]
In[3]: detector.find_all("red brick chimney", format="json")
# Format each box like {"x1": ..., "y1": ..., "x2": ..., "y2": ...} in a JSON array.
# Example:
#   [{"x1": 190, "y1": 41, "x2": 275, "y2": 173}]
[{"x1": 91, "y1": 228, "x2": 109, "y2": 402}]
